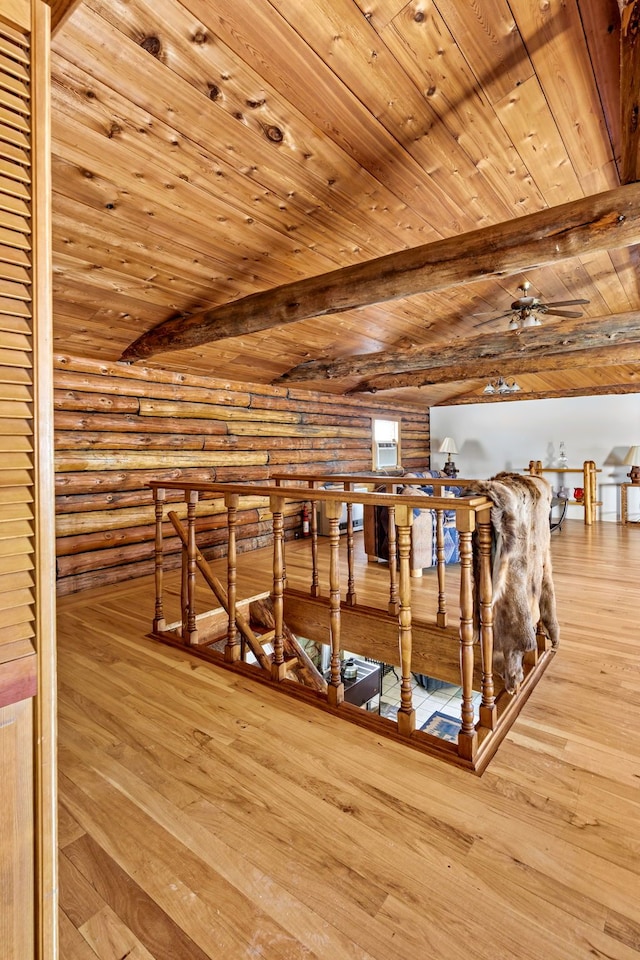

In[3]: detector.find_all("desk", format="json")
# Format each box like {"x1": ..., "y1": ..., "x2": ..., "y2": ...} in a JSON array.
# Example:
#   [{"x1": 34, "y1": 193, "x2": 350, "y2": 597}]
[
  {"x1": 326, "y1": 659, "x2": 381, "y2": 708},
  {"x1": 620, "y1": 483, "x2": 640, "y2": 525}
]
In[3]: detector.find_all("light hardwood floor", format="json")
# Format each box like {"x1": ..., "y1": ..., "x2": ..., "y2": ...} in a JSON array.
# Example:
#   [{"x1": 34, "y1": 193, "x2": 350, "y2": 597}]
[{"x1": 57, "y1": 520, "x2": 640, "y2": 960}]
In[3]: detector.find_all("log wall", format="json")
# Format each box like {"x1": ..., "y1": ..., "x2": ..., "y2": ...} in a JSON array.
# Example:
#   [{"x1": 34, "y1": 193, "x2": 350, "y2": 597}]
[{"x1": 53, "y1": 353, "x2": 430, "y2": 595}]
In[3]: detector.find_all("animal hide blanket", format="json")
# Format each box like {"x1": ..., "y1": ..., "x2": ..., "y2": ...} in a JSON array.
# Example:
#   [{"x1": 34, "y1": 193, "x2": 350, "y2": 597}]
[{"x1": 470, "y1": 473, "x2": 559, "y2": 694}]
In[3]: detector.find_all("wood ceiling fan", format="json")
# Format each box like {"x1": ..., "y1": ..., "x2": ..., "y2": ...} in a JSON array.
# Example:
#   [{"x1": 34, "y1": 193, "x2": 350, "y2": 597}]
[{"x1": 476, "y1": 281, "x2": 590, "y2": 330}]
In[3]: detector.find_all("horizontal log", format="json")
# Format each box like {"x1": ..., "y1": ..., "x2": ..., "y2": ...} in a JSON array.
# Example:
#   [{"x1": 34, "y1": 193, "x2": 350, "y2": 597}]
[
  {"x1": 55, "y1": 495, "x2": 302, "y2": 537},
  {"x1": 55, "y1": 467, "x2": 215, "y2": 494},
  {"x1": 54, "y1": 431, "x2": 208, "y2": 451},
  {"x1": 56, "y1": 556, "x2": 169, "y2": 596},
  {"x1": 229, "y1": 422, "x2": 368, "y2": 438},
  {"x1": 55, "y1": 513, "x2": 297, "y2": 558},
  {"x1": 56, "y1": 527, "x2": 296, "y2": 596},
  {"x1": 54, "y1": 389, "x2": 140, "y2": 413},
  {"x1": 55, "y1": 449, "x2": 269, "y2": 471},
  {"x1": 209, "y1": 465, "x2": 271, "y2": 482},
  {"x1": 202, "y1": 435, "x2": 367, "y2": 451},
  {"x1": 56, "y1": 489, "x2": 159, "y2": 514},
  {"x1": 249, "y1": 393, "x2": 371, "y2": 421},
  {"x1": 121, "y1": 182, "x2": 640, "y2": 359},
  {"x1": 300, "y1": 412, "x2": 372, "y2": 427},
  {"x1": 283, "y1": 311, "x2": 640, "y2": 385},
  {"x1": 56, "y1": 538, "x2": 181, "y2": 577},
  {"x1": 54, "y1": 410, "x2": 229, "y2": 435},
  {"x1": 54, "y1": 362, "x2": 253, "y2": 405},
  {"x1": 268, "y1": 459, "x2": 376, "y2": 476},
  {"x1": 138, "y1": 398, "x2": 301, "y2": 424},
  {"x1": 54, "y1": 352, "x2": 280, "y2": 399},
  {"x1": 266, "y1": 447, "x2": 374, "y2": 465},
  {"x1": 358, "y1": 342, "x2": 640, "y2": 393}
]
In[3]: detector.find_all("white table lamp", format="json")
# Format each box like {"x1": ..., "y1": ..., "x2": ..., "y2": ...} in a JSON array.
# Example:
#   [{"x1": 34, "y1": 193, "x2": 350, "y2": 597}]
[{"x1": 439, "y1": 437, "x2": 458, "y2": 478}]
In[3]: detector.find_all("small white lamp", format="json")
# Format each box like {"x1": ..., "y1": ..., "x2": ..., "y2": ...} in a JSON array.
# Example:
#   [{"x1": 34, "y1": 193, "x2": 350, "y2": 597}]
[
  {"x1": 623, "y1": 445, "x2": 640, "y2": 484},
  {"x1": 439, "y1": 437, "x2": 458, "y2": 478}
]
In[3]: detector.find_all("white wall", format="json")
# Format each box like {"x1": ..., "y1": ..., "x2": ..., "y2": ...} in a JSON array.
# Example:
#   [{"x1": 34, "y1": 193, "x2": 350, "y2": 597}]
[{"x1": 430, "y1": 394, "x2": 640, "y2": 522}]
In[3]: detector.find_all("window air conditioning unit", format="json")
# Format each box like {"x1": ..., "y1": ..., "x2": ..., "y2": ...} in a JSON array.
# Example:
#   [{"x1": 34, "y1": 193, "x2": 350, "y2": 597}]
[{"x1": 375, "y1": 441, "x2": 398, "y2": 469}]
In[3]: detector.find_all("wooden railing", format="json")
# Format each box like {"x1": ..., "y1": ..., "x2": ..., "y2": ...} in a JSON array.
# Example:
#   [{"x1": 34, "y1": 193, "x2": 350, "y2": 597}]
[{"x1": 147, "y1": 478, "x2": 556, "y2": 773}]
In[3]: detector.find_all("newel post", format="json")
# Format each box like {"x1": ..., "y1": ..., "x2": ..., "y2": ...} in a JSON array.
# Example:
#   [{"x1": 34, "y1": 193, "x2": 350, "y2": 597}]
[{"x1": 395, "y1": 504, "x2": 416, "y2": 736}]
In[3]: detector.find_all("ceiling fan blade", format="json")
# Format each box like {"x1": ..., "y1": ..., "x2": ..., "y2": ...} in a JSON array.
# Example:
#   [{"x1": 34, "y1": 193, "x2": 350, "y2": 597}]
[
  {"x1": 544, "y1": 308, "x2": 585, "y2": 318},
  {"x1": 544, "y1": 298, "x2": 590, "y2": 307},
  {"x1": 473, "y1": 310, "x2": 514, "y2": 326}
]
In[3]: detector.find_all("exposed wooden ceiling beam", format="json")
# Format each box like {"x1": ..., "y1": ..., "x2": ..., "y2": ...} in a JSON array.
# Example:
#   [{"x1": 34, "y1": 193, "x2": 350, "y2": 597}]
[
  {"x1": 120, "y1": 183, "x2": 640, "y2": 362},
  {"x1": 619, "y1": 0, "x2": 640, "y2": 183},
  {"x1": 352, "y1": 341, "x2": 640, "y2": 393},
  {"x1": 279, "y1": 310, "x2": 640, "y2": 385},
  {"x1": 440, "y1": 380, "x2": 640, "y2": 406}
]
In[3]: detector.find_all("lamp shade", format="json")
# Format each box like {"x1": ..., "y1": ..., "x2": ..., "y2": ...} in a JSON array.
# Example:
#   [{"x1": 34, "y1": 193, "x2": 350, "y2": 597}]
[
  {"x1": 623, "y1": 445, "x2": 640, "y2": 466},
  {"x1": 439, "y1": 437, "x2": 458, "y2": 455}
]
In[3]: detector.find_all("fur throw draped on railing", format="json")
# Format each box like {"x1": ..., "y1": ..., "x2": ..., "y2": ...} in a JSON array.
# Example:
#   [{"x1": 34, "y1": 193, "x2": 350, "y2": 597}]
[{"x1": 470, "y1": 473, "x2": 559, "y2": 694}]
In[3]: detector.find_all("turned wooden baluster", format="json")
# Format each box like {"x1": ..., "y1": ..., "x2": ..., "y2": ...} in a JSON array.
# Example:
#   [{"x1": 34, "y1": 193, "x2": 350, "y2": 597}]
[
  {"x1": 345, "y1": 483, "x2": 357, "y2": 606},
  {"x1": 310, "y1": 487, "x2": 320, "y2": 597},
  {"x1": 457, "y1": 513, "x2": 478, "y2": 760},
  {"x1": 186, "y1": 490, "x2": 199, "y2": 645},
  {"x1": 180, "y1": 532, "x2": 188, "y2": 641},
  {"x1": 395, "y1": 505, "x2": 415, "y2": 736},
  {"x1": 153, "y1": 487, "x2": 166, "y2": 632},
  {"x1": 435, "y1": 508, "x2": 447, "y2": 627},
  {"x1": 477, "y1": 505, "x2": 497, "y2": 731},
  {"x1": 387, "y1": 503, "x2": 399, "y2": 615},
  {"x1": 270, "y1": 495, "x2": 287, "y2": 680},
  {"x1": 225, "y1": 492, "x2": 241, "y2": 663},
  {"x1": 325, "y1": 500, "x2": 345, "y2": 707}
]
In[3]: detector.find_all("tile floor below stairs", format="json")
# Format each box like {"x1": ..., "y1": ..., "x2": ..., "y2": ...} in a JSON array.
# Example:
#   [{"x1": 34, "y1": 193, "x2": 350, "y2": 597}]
[{"x1": 378, "y1": 670, "x2": 483, "y2": 729}]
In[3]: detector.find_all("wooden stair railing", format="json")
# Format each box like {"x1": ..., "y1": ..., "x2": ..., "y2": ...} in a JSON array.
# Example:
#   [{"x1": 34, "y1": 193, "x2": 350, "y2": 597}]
[
  {"x1": 168, "y1": 505, "x2": 326, "y2": 690},
  {"x1": 147, "y1": 479, "x2": 556, "y2": 774},
  {"x1": 168, "y1": 510, "x2": 271, "y2": 671}
]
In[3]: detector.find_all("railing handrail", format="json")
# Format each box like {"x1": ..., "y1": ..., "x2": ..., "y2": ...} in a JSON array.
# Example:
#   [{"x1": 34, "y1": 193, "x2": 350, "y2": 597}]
[{"x1": 147, "y1": 479, "x2": 492, "y2": 516}]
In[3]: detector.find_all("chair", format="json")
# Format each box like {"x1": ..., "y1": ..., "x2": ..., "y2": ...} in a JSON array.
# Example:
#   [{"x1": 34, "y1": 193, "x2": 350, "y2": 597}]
[{"x1": 363, "y1": 470, "x2": 461, "y2": 577}]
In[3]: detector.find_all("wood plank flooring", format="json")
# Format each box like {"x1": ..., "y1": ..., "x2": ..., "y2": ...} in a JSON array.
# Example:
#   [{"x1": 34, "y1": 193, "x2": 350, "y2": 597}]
[{"x1": 56, "y1": 520, "x2": 640, "y2": 959}]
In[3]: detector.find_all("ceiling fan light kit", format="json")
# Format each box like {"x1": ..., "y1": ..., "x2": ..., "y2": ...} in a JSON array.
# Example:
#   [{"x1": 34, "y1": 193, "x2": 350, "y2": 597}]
[
  {"x1": 478, "y1": 281, "x2": 590, "y2": 331},
  {"x1": 484, "y1": 376, "x2": 521, "y2": 395}
]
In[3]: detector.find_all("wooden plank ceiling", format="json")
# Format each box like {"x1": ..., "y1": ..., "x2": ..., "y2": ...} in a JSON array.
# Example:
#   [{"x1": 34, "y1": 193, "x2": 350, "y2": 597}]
[{"x1": 46, "y1": 0, "x2": 640, "y2": 406}]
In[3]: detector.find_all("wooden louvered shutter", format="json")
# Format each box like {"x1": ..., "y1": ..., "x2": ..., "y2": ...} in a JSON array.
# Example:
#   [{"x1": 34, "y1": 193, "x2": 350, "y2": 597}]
[{"x1": 0, "y1": 2, "x2": 56, "y2": 958}]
